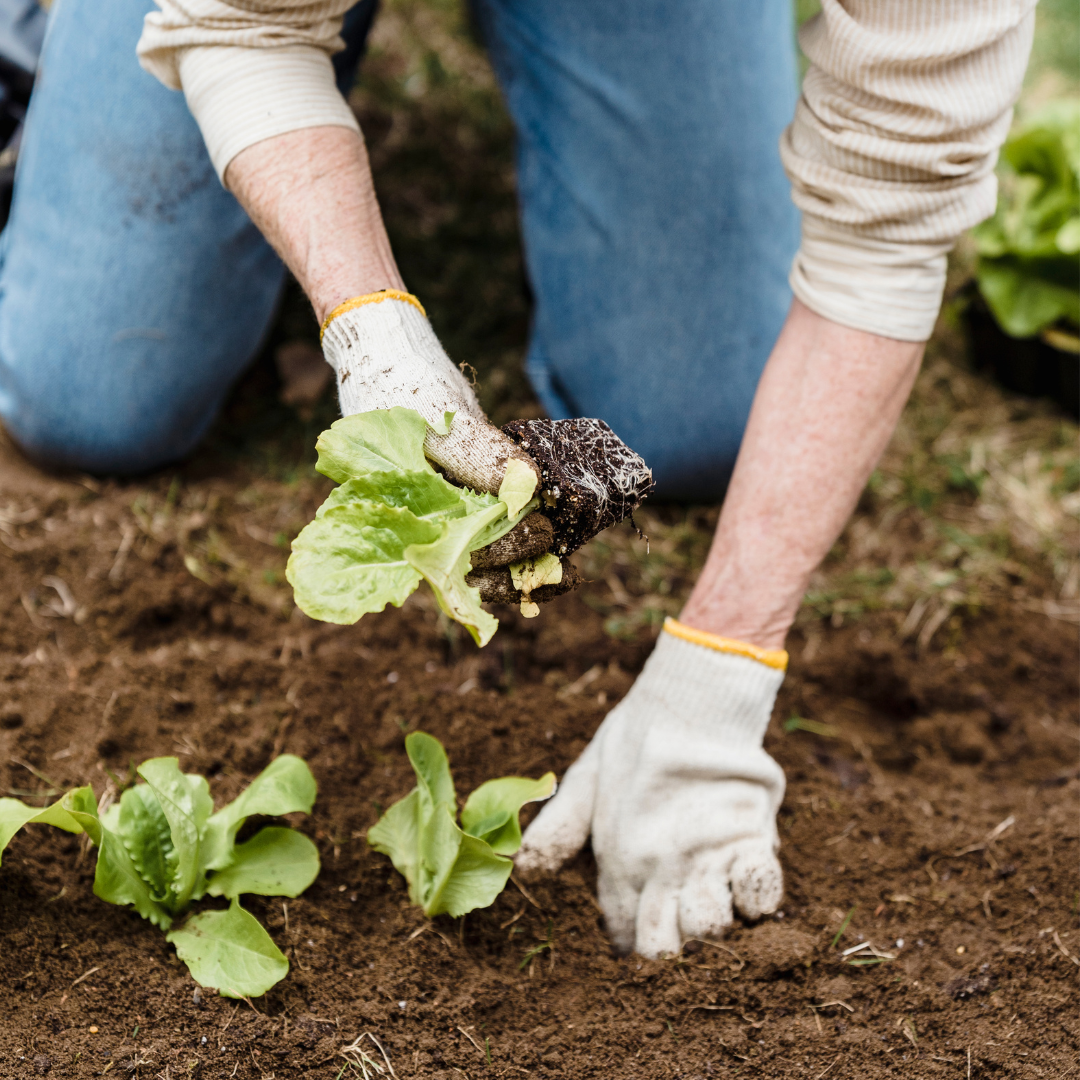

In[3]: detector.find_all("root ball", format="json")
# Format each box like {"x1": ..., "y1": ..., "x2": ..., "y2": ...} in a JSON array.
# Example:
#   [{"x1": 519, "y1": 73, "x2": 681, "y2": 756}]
[{"x1": 501, "y1": 418, "x2": 653, "y2": 554}]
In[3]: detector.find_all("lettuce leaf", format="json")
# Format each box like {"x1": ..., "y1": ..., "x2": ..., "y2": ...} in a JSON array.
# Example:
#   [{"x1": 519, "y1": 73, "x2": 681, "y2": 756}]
[
  {"x1": 112, "y1": 782, "x2": 176, "y2": 902},
  {"x1": 288, "y1": 408, "x2": 538, "y2": 646},
  {"x1": 166, "y1": 898, "x2": 288, "y2": 999},
  {"x1": 315, "y1": 407, "x2": 433, "y2": 481},
  {"x1": 973, "y1": 100, "x2": 1080, "y2": 338},
  {"x1": 201, "y1": 754, "x2": 318, "y2": 874},
  {"x1": 136, "y1": 758, "x2": 213, "y2": 909},
  {"x1": 461, "y1": 773, "x2": 557, "y2": 855},
  {"x1": 60, "y1": 787, "x2": 175, "y2": 930},
  {"x1": 368, "y1": 732, "x2": 554, "y2": 918},
  {"x1": 0, "y1": 786, "x2": 91, "y2": 868},
  {"x1": 204, "y1": 827, "x2": 320, "y2": 900}
]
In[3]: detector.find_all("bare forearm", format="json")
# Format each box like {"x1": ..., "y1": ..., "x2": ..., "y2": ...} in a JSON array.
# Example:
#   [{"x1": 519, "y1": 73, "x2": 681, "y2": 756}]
[
  {"x1": 224, "y1": 126, "x2": 403, "y2": 323},
  {"x1": 680, "y1": 299, "x2": 923, "y2": 650}
]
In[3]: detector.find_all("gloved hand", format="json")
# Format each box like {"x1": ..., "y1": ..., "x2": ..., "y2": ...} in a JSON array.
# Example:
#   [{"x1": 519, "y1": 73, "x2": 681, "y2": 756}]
[
  {"x1": 321, "y1": 290, "x2": 538, "y2": 495},
  {"x1": 516, "y1": 617, "x2": 787, "y2": 958},
  {"x1": 320, "y1": 291, "x2": 559, "y2": 595}
]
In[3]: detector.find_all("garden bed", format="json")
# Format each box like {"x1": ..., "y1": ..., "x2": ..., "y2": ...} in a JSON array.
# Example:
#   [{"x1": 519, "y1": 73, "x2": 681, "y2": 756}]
[{"x1": 0, "y1": 426, "x2": 1077, "y2": 1079}]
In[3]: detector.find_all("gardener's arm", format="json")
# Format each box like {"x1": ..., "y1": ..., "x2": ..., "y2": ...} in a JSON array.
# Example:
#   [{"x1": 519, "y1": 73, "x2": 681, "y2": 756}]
[
  {"x1": 138, "y1": 3, "x2": 549, "y2": 500},
  {"x1": 517, "y1": 1, "x2": 1039, "y2": 959},
  {"x1": 679, "y1": 299, "x2": 922, "y2": 649},
  {"x1": 224, "y1": 126, "x2": 403, "y2": 323}
]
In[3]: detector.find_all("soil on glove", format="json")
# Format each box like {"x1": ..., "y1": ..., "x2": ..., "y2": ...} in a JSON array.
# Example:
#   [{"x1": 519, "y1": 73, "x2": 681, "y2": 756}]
[{"x1": 0, "y1": 434, "x2": 1077, "y2": 1080}]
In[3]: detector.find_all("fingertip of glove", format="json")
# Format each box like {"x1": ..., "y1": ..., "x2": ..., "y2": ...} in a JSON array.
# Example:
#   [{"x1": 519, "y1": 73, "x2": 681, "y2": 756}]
[
  {"x1": 730, "y1": 845, "x2": 784, "y2": 920},
  {"x1": 513, "y1": 844, "x2": 562, "y2": 875}
]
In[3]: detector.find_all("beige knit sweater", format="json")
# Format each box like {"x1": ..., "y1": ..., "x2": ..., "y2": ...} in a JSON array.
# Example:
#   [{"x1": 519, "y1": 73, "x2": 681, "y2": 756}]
[{"x1": 137, "y1": 0, "x2": 1037, "y2": 342}]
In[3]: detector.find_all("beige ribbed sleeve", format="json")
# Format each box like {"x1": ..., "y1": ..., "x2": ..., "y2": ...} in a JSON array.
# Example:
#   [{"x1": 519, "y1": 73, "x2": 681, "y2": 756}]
[
  {"x1": 140, "y1": 0, "x2": 1038, "y2": 335},
  {"x1": 137, "y1": 0, "x2": 359, "y2": 183},
  {"x1": 782, "y1": 0, "x2": 1037, "y2": 341}
]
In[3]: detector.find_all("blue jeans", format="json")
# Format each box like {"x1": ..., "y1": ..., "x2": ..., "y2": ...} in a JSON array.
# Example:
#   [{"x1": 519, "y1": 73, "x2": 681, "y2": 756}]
[{"x1": 0, "y1": 0, "x2": 798, "y2": 498}]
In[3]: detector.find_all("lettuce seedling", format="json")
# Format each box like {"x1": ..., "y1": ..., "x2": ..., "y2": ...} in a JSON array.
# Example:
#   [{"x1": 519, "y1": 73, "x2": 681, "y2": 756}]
[
  {"x1": 286, "y1": 407, "x2": 538, "y2": 647},
  {"x1": 368, "y1": 732, "x2": 554, "y2": 918},
  {"x1": 0, "y1": 755, "x2": 319, "y2": 998},
  {"x1": 973, "y1": 100, "x2": 1080, "y2": 338}
]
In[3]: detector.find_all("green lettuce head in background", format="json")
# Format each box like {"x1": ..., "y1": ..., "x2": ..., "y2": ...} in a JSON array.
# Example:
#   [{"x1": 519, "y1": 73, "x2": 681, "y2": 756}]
[
  {"x1": 286, "y1": 408, "x2": 538, "y2": 647},
  {"x1": 972, "y1": 99, "x2": 1080, "y2": 340}
]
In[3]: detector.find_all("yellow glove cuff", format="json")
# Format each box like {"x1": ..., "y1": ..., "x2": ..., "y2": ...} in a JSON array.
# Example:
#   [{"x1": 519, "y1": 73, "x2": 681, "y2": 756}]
[
  {"x1": 320, "y1": 289, "x2": 427, "y2": 341},
  {"x1": 663, "y1": 617, "x2": 788, "y2": 672}
]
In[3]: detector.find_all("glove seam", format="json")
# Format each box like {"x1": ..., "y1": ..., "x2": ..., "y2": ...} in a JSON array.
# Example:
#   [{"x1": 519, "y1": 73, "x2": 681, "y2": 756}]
[
  {"x1": 320, "y1": 290, "x2": 427, "y2": 340},
  {"x1": 663, "y1": 617, "x2": 788, "y2": 671}
]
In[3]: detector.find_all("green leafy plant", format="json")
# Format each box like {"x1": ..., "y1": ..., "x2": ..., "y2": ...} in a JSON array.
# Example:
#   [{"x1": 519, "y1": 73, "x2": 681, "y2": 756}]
[
  {"x1": 519, "y1": 919, "x2": 555, "y2": 970},
  {"x1": 0, "y1": 755, "x2": 319, "y2": 998},
  {"x1": 972, "y1": 100, "x2": 1080, "y2": 339},
  {"x1": 368, "y1": 732, "x2": 554, "y2": 917},
  {"x1": 287, "y1": 407, "x2": 538, "y2": 646}
]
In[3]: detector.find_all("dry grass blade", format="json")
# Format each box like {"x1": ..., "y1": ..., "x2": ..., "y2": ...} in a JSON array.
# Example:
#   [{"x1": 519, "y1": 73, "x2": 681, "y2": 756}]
[
  {"x1": 556, "y1": 663, "x2": 602, "y2": 698},
  {"x1": 457, "y1": 1026, "x2": 485, "y2": 1058},
  {"x1": 684, "y1": 1004, "x2": 737, "y2": 1019},
  {"x1": 339, "y1": 1032, "x2": 397, "y2": 1079},
  {"x1": 404, "y1": 923, "x2": 453, "y2": 948},
  {"x1": 809, "y1": 1000, "x2": 855, "y2": 1013},
  {"x1": 824, "y1": 822, "x2": 857, "y2": 847},
  {"x1": 510, "y1": 874, "x2": 543, "y2": 911},
  {"x1": 841, "y1": 941, "x2": 896, "y2": 960},
  {"x1": 1052, "y1": 930, "x2": 1080, "y2": 966},
  {"x1": 896, "y1": 1015, "x2": 919, "y2": 1048},
  {"x1": 686, "y1": 939, "x2": 745, "y2": 970},
  {"x1": 10, "y1": 757, "x2": 61, "y2": 791}
]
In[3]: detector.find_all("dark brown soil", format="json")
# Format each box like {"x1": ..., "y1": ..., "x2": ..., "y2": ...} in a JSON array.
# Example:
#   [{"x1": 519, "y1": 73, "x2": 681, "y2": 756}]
[{"x1": 1, "y1": 434, "x2": 1077, "y2": 1080}]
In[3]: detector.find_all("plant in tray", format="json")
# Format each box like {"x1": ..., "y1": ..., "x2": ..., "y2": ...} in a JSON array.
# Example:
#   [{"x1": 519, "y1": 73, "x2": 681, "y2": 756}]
[
  {"x1": 368, "y1": 732, "x2": 554, "y2": 917},
  {"x1": 286, "y1": 407, "x2": 539, "y2": 647},
  {"x1": 0, "y1": 754, "x2": 319, "y2": 998},
  {"x1": 972, "y1": 100, "x2": 1080, "y2": 340}
]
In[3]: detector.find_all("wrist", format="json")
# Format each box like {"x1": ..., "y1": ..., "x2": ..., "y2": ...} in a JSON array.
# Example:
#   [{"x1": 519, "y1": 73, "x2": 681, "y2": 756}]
[
  {"x1": 638, "y1": 620, "x2": 787, "y2": 748},
  {"x1": 225, "y1": 127, "x2": 405, "y2": 323},
  {"x1": 320, "y1": 289, "x2": 427, "y2": 341},
  {"x1": 679, "y1": 571, "x2": 801, "y2": 653},
  {"x1": 663, "y1": 617, "x2": 787, "y2": 671}
]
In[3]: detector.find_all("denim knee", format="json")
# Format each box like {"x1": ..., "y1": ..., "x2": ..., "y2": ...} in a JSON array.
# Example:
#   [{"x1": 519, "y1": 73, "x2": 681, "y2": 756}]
[
  {"x1": 0, "y1": 0, "x2": 288, "y2": 476},
  {"x1": 0, "y1": 368, "x2": 220, "y2": 475}
]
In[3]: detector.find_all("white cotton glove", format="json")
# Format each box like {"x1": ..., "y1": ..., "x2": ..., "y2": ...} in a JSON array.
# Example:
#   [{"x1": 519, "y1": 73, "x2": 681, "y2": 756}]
[
  {"x1": 320, "y1": 291, "x2": 536, "y2": 494},
  {"x1": 517, "y1": 617, "x2": 787, "y2": 958}
]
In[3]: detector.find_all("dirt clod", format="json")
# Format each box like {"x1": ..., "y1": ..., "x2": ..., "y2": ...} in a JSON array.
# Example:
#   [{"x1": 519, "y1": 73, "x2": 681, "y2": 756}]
[
  {"x1": 469, "y1": 511, "x2": 553, "y2": 569},
  {"x1": 943, "y1": 970, "x2": 996, "y2": 999},
  {"x1": 467, "y1": 558, "x2": 581, "y2": 605}
]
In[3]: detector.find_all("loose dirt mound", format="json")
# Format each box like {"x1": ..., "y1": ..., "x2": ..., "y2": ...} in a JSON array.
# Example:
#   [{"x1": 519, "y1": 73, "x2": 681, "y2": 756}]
[{"x1": 0, "y1": 435, "x2": 1077, "y2": 1079}]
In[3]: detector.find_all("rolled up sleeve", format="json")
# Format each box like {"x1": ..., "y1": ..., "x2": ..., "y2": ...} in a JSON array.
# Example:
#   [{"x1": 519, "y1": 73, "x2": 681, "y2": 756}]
[
  {"x1": 780, "y1": 0, "x2": 1037, "y2": 341},
  {"x1": 137, "y1": 0, "x2": 359, "y2": 184}
]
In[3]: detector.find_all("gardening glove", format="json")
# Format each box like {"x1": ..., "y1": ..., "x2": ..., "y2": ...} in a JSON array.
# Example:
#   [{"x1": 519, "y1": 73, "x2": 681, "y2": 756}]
[
  {"x1": 321, "y1": 292, "x2": 653, "y2": 609},
  {"x1": 321, "y1": 291, "x2": 555, "y2": 588},
  {"x1": 321, "y1": 290, "x2": 538, "y2": 498},
  {"x1": 516, "y1": 617, "x2": 787, "y2": 958}
]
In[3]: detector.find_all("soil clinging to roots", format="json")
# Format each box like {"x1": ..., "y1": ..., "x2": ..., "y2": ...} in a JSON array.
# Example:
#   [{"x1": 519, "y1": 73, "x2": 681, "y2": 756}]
[{"x1": 502, "y1": 418, "x2": 653, "y2": 556}]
